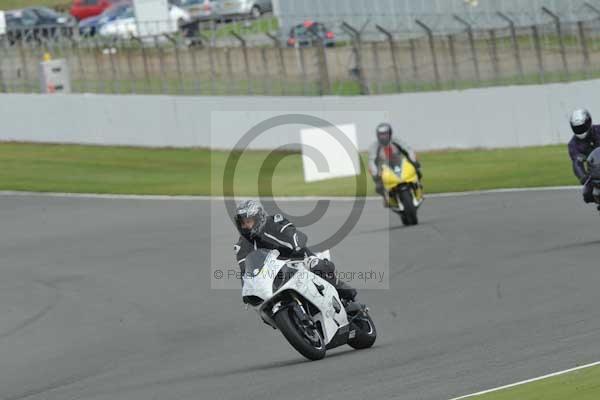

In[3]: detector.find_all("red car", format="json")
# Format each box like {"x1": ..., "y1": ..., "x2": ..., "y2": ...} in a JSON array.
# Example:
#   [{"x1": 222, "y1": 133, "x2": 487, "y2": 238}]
[{"x1": 70, "y1": 0, "x2": 120, "y2": 21}]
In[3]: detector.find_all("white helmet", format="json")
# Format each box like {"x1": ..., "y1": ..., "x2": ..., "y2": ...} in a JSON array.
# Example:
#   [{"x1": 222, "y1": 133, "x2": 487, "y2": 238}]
[{"x1": 570, "y1": 109, "x2": 592, "y2": 140}]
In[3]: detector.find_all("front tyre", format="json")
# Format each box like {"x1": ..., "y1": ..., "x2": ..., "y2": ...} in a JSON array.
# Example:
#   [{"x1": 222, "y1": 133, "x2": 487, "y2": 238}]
[
  {"x1": 274, "y1": 307, "x2": 326, "y2": 360},
  {"x1": 348, "y1": 313, "x2": 377, "y2": 349},
  {"x1": 399, "y1": 189, "x2": 418, "y2": 226}
]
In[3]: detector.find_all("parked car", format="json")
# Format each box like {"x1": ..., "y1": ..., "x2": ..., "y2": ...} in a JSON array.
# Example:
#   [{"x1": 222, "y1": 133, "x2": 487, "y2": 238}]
[
  {"x1": 78, "y1": 1, "x2": 131, "y2": 36},
  {"x1": 177, "y1": 0, "x2": 216, "y2": 20},
  {"x1": 5, "y1": 7, "x2": 76, "y2": 43},
  {"x1": 70, "y1": 0, "x2": 124, "y2": 21},
  {"x1": 215, "y1": 0, "x2": 272, "y2": 19},
  {"x1": 287, "y1": 21, "x2": 335, "y2": 48},
  {"x1": 98, "y1": 4, "x2": 190, "y2": 38}
]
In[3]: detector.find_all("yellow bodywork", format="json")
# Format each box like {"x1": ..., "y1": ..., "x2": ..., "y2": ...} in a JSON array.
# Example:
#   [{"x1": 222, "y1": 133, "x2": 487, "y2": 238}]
[{"x1": 380, "y1": 159, "x2": 423, "y2": 207}]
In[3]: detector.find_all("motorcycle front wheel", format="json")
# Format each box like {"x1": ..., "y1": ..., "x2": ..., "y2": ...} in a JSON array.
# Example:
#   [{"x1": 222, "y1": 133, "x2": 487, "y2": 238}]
[
  {"x1": 398, "y1": 190, "x2": 418, "y2": 226},
  {"x1": 274, "y1": 306, "x2": 326, "y2": 360}
]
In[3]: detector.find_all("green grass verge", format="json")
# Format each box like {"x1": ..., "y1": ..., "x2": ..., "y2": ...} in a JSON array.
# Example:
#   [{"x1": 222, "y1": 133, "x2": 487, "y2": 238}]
[
  {"x1": 0, "y1": 142, "x2": 576, "y2": 196},
  {"x1": 463, "y1": 365, "x2": 600, "y2": 399}
]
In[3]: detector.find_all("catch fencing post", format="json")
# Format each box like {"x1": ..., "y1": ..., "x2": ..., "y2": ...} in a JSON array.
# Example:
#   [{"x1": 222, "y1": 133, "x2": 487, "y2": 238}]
[
  {"x1": 0, "y1": 37, "x2": 5, "y2": 93},
  {"x1": 260, "y1": 46, "x2": 271, "y2": 95},
  {"x1": 454, "y1": 15, "x2": 480, "y2": 83},
  {"x1": 132, "y1": 36, "x2": 150, "y2": 94},
  {"x1": 488, "y1": 29, "x2": 500, "y2": 81},
  {"x1": 266, "y1": 32, "x2": 286, "y2": 95},
  {"x1": 164, "y1": 34, "x2": 184, "y2": 94},
  {"x1": 584, "y1": 3, "x2": 600, "y2": 77},
  {"x1": 415, "y1": 19, "x2": 440, "y2": 88},
  {"x1": 447, "y1": 34, "x2": 459, "y2": 87},
  {"x1": 2, "y1": 35, "x2": 15, "y2": 92},
  {"x1": 124, "y1": 36, "x2": 136, "y2": 94},
  {"x1": 376, "y1": 24, "x2": 401, "y2": 92},
  {"x1": 497, "y1": 12, "x2": 523, "y2": 80},
  {"x1": 307, "y1": 24, "x2": 331, "y2": 95},
  {"x1": 232, "y1": 32, "x2": 252, "y2": 95},
  {"x1": 531, "y1": 25, "x2": 545, "y2": 82},
  {"x1": 542, "y1": 6, "x2": 568, "y2": 79},
  {"x1": 154, "y1": 35, "x2": 168, "y2": 94},
  {"x1": 341, "y1": 21, "x2": 369, "y2": 95},
  {"x1": 71, "y1": 36, "x2": 86, "y2": 93},
  {"x1": 198, "y1": 31, "x2": 217, "y2": 95},
  {"x1": 224, "y1": 47, "x2": 235, "y2": 95},
  {"x1": 107, "y1": 38, "x2": 118, "y2": 93},
  {"x1": 93, "y1": 37, "x2": 105, "y2": 93},
  {"x1": 409, "y1": 38, "x2": 419, "y2": 87},
  {"x1": 578, "y1": 21, "x2": 591, "y2": 77},
  {"x1": 17, "y1": 36, "x2": 30, "y2": 92}
]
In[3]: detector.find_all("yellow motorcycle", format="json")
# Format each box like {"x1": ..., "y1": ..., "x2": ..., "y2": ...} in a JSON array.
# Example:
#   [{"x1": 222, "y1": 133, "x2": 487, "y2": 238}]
[{"x1": 380, "y1": 158, "x2": 424, "y2": 226}]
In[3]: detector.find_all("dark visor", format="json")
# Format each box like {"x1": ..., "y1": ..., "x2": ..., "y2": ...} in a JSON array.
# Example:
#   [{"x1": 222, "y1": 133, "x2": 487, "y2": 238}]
[{"x1": 573, "y1": 122, "x2": 590, "y2": 135}]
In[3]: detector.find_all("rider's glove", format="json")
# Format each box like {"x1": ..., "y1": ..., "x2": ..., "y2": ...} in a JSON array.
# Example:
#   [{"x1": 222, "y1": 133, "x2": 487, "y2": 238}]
[{"x1": 306, "y1": 255, "x2": 321, "y2": 270}]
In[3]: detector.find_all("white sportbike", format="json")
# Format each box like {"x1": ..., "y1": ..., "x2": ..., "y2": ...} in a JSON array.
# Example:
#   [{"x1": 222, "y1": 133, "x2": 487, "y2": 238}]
[{"x1": 242, "y1": 249, "x2": 376, "y2": 360}]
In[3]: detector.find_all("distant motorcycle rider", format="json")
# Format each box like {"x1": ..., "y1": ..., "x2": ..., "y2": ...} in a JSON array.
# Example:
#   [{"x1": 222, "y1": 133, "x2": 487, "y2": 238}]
[
  {"x1": 368, "y1": 123, "x2": 422, "y2": 206},
  {"x1": 233, "y1": 200, "x2": 357, "y2": 301},
  {"x1": 567, "y1": 109, "x2": 600, "y2": 205}
]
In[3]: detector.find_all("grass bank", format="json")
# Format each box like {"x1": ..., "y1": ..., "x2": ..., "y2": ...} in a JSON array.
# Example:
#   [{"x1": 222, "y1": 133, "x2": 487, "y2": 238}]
[
  {"x1": 0, "y1": 142, "x2": 576, "y2": 196},
  {"x1": 459, "y1": 365, "x2": 600, "y2": 400}
]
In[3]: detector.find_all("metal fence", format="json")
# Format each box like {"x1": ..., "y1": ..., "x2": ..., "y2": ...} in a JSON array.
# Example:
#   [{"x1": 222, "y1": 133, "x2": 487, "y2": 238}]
[
  {"x1": 3, "y1": 9, "x2": 600, "y2": 96},
  {"x1": 274, "y1": 0, "x2": 596, "y2": 39}
]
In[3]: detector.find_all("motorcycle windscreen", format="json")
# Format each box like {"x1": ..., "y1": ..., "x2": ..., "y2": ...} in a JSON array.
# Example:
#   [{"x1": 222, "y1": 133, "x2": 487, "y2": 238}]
[
  {"x1": 242, "y1": 249, "x2": 281, "y2": 302},
  {"x1": 244, "y1": 249, "x2": 282, "y2": 277}
]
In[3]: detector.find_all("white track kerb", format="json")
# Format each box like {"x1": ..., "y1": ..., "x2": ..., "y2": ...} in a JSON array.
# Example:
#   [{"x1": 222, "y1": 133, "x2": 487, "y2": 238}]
[
  {"x1": 448, "y1": 361, "x2": 600, "y2": 399},
  {"x1": 0, "y1": 186, "x2": 580, "y2": 201}
]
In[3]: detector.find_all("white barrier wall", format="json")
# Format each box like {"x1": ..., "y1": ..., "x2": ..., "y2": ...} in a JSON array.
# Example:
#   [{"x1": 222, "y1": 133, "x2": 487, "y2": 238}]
[{"x1": 0, "y1": 79, "x2": 594, "y2": 151}]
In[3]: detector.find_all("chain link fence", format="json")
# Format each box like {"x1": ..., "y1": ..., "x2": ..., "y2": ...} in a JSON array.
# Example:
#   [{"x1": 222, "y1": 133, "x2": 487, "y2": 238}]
[{"x1": 3, "y1": 7, "x2": 600, "y2": 96}]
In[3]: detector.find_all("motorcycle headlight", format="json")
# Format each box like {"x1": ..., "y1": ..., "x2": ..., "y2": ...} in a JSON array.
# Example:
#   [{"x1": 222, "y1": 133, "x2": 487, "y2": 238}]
[{"x1": 272, "y1": 265, "x2": 298, "y2": 292}]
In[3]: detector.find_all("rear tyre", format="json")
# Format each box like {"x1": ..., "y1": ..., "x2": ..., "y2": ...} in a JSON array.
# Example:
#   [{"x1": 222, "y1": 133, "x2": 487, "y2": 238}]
[
  {"x1": 348, "y1": 313, "x2": 377, "y2": 349},
  {"x1": 274, "y1": 306, "x2": 326, "y2": 361},
  {"x1": 399, "y1": 189, "x2": 418, "y2": 226}
]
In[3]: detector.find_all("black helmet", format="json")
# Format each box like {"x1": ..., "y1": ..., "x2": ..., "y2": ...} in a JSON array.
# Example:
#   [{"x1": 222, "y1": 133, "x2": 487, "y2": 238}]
[
  {"x1": 235, "y1": 200, "x2": 267, "y2": 239},
  {"x1": 570, "y1": 109, "x2": 592, "y2": 140},
  {"x1": 376, "y1": 123, "x2": 393, "y2": 146}
]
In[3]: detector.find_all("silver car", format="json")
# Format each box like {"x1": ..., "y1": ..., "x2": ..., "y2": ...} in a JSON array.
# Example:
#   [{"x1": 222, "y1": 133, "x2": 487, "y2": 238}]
[
  {"x1": 214, "y1": 0, "x2": 272, "y2": 19},
  {"x1": 178, "y1": 0, "x2": 217, "y2": 19}
]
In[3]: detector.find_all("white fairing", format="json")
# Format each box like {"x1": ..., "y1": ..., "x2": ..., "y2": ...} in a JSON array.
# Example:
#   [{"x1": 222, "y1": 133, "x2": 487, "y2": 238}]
[{"x1": 242, "y1": 250, "x2": 348, "y2": 345}]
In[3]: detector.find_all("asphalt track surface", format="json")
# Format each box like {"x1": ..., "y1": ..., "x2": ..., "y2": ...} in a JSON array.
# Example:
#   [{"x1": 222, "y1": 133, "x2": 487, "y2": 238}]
[{"x1": 1, "y1": 190, "x2": 600, "y2": 400}]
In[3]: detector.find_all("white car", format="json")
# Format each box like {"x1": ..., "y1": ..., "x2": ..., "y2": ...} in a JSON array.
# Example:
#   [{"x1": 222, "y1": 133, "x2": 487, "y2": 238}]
[{"x1": 99, "y1": 4, "x2": 191, "y2": 38}]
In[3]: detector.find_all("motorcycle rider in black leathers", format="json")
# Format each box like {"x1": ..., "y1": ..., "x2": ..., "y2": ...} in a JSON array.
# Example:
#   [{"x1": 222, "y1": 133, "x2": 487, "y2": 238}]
[
  {"x1": 368, "y1": 123, "x2": 422, "y2": 207},
  {"x1": 567, "y1": 109, "x2": 600, "y2": 206},
  {"x1": 233, "y1": 200, "x2": 357, "y2": 301}
]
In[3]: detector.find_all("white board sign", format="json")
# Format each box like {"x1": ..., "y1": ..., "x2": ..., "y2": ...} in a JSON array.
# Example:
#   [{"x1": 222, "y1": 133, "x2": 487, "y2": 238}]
[
  {"x1": 133, "y1": 0, "x2": 170, "y2": 37},
  {"x1": 0, "y1": 11, "x2": 6, "y2": 36},
  {"x1": 300, "y1": 124, "x2": 360, "y2": 183}
]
